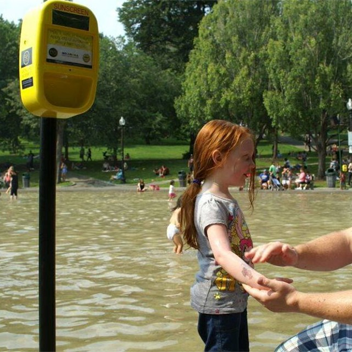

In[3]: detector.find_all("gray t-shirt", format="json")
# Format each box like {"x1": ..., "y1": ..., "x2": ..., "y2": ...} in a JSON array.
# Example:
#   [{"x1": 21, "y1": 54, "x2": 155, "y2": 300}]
[{"x1": 191, "y1": 192, "x2": 253, "y2": 314}]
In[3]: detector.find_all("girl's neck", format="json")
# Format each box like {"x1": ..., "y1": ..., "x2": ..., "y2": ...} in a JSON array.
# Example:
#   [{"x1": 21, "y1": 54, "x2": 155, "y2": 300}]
[{"x1": 201, "y1": 178, "x2": 232, "y2": 199}]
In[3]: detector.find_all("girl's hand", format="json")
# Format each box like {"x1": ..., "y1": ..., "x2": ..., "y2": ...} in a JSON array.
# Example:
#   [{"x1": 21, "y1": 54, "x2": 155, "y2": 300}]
[{"x1": 244, "y1": 242, "x2": 298, "y2": 267}]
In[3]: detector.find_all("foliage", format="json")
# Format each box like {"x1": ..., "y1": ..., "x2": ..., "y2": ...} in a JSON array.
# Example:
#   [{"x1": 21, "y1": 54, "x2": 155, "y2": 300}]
[
  {"x1": 176, "y1": 0, "x2": 352, "y2": 179},
  {"x1": 71, "y1": 37, "x2": 182, "y2": 154},
  {"x1": 118, "y1": 0, "x2": 216, "y2": 71},
  {"x1": 0, "y1": 17, "x2": 23, "y2": 152},
  {"x1": 175, "y1": 0, "x2": 279, "y2": 138},
  {"x1": 263, "y1": 0, "x2": 352, "y2": 178}
]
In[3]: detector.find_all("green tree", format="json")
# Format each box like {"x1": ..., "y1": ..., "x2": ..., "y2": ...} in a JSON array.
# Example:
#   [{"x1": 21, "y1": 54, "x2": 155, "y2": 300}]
[
  {"x1": 0, "y1": 17, "x2": 22, "y2": 152},
  {"x1": 264, "y1": 0, "x2": 352, "y2": 178},
  {"x1": 118, "y1": 0, "x2": 216, "y2": 71},
  {"x1": 176, "y1": 0, "x2": 279, "y2": 143},
  {"x1": 72, "y1": 36, "x2": 181, "y2": 160}
]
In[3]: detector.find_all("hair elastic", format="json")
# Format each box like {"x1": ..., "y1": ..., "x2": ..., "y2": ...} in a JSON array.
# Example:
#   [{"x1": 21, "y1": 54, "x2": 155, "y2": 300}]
[{"x1": 192, "y1": 179, "x2": 201, "y2": 185}]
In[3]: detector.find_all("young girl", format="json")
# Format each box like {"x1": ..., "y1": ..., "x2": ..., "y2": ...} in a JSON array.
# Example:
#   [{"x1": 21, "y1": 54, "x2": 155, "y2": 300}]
[
  {"x1": 166, "y1": 196, "x2": 183, "y2": 254},
  {"x1": 8, "y1": 166, "x2": 18, "y2": 200},
  {"x1": 61, "y1": 162, "x2": 68, "y2": 182},
  {"x1": 168, "y1": 180, "x2": 176, "y2": 201},
  {"x1": 340, "y1": 170, "x2": 346, "y2": 190},
  {"x1": 137, "y1": 179, "x2": 146, "y2": 192},
  {"x1": 180, "y1": 120, "x2": 269, "y2": 352}
]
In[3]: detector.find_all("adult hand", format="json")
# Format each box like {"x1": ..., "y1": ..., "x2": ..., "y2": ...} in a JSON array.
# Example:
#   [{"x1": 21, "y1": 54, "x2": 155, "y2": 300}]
[
  {"x1": 245, "y1": 242, "x2": 298, "y2": 267},
  {"x1": 243, "y1": 277, "x2": 298, "y2": 313}
]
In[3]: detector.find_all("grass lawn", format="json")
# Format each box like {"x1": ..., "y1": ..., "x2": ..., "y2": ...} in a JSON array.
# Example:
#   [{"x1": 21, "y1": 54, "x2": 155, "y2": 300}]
[{"x1": 0, "y1": 139, "x2": 336, "y2": 188}]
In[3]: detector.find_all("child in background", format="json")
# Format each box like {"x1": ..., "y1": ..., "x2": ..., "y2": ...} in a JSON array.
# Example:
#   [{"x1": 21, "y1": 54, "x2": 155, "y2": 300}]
[
  {"x1": 61, "y1": 162, "x2": 68, "y2": 182},
  {"x1": 9, "y1": 166, "x2": 18, "y2": 200},
  {"x1": 180, "y1": 120, "x2": 271, "y2": 352},
  {"x1": 137, "y1": 179, "x2": 146, "y2": 192},
  {"x1": 340, "y1": 170, "x2": 346, "y2": 190},
  {"x1": 166, "y1": 196, "x2": 183, "y2": 254},
  {"x1": 168, "y1": 180, "x2": 176, "y2": 201}
]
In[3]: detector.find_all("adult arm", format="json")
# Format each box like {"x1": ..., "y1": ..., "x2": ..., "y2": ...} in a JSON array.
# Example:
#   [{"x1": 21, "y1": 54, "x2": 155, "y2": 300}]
[
  {"x1": 245, "y1": 227, "x2": 352, "y2": 271},
  {"x1": 243, "y1": 278, "x2": 352, "y2": 324},
  {"x1": 295, "y1": 227, "x2": 352, "y2": 270}
]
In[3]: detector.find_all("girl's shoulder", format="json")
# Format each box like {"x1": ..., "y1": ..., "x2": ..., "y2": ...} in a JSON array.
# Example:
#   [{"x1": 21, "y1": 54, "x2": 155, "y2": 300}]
[
  {"x1": 199, "y1": 191, "x2": 235, "y2": 202},
  {"x1": 197, "y1": 192, "x2": 238, "y2": 210}
]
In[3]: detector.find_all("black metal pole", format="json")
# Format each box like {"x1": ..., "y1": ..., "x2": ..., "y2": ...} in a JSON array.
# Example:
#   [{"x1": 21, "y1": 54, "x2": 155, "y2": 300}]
[
  {"x1": 349, "y1": 111, "x2": 352, "y2": 155},
  {"x1": 39, "y1": 117, "x2": 57, "y2": 351}
]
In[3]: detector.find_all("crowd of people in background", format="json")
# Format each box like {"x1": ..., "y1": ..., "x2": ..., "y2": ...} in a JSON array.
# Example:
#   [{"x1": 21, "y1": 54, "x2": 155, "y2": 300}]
[
  {"x1": 257, "y1": 151, "x2": 352, "y2": 191},
  {"x1": 258, "y1": 153, "x2": 314, "y2": 191}
]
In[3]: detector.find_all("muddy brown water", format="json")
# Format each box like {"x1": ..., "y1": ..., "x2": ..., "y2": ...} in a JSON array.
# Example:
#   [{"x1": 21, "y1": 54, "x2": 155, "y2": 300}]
[{"x1": 1, "y1": 189, "x2": 351, "y2": 351}]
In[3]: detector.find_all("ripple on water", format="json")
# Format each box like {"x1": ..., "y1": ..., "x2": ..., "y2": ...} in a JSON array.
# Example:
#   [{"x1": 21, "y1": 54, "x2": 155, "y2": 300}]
[
  {"x1": 3, "y1": 222, "x2": 18, "y2": 227},
  {"x1": 66, "y1": 339, "x2": 178, "y2": 352},
  {"x1": 0, "y1": 332, "x2": 37, "y2": 350}
]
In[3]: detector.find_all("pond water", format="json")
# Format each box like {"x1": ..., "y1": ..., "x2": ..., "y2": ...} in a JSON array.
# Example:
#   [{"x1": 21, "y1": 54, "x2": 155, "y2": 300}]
[{"x1": 1, "y1": 189, "x2": 351, "y2": 351}]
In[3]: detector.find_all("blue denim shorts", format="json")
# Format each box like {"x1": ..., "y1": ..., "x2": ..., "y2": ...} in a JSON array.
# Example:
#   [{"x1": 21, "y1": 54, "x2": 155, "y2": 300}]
[{"x1": 198, "y1": 310, "x2": 249, "y2": 352}]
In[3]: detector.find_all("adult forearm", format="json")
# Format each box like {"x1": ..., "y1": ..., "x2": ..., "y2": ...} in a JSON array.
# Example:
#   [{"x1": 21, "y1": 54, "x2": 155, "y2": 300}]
[
  {"x1": 244, "y1": 278, "x2": 352, "y2": 325},
  {"x1": 295, "y1": 228, "x2": 352, "y2": 271},
  {"x1": 294, "y1": 291, "x2": 352, "y2": 324}
]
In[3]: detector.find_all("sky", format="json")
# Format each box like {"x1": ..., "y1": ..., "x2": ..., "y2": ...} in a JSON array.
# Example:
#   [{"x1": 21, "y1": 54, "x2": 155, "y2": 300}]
[{"x1": 0, "y1": 0, "x2": 126, "y2": 37}]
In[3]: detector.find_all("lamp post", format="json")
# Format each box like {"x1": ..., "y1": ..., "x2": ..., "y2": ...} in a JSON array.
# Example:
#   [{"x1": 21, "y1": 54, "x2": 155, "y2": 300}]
[
  {"x1": 119, "y1": 116, "x2": 126, "y2": 183},
  {"x1": 337, "y1": 114, "x2": 342, "y2": 168},
  {"x1": 347, "y1": 99, "x2": 352, "y2": 155}
]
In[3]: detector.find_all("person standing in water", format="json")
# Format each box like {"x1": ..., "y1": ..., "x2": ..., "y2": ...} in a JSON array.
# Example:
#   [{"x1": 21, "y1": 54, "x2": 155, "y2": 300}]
[
  {"x1": 166, "y1": 196, "x2": 183, "y2": 254},
  {"x1": 180, "y1": 120, "x2": 271, "y2": 352}
]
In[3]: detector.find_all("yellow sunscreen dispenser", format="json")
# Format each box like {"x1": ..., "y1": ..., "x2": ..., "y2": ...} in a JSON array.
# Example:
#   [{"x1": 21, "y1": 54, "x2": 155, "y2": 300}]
[{"x1": 19, "y1": 0, "x2": 99, "y2": 118}]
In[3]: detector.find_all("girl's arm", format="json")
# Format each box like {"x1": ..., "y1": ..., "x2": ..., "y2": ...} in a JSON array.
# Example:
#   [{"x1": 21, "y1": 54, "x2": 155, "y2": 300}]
[
  {"x1": 173, "y1": 208, "x2": 181, "y2": 228},
  {"x1": 207, "y1": 224, "x2": 268, "y2": 290}
]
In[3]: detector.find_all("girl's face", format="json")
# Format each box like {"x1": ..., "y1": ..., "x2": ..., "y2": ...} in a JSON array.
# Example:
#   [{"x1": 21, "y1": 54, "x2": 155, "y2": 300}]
[{"x1": 220, "y1": 138, "x2": 255, "y2": 187}]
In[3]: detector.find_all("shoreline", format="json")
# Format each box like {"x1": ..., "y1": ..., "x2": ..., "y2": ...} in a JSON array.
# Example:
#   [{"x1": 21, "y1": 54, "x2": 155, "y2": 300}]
[{"x1": 13, "y1": 184, "x2": 349, "y2": 193}]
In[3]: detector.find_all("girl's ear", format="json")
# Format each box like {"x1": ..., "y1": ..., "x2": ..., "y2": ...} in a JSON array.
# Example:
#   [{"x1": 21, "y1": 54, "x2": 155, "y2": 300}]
[{"x1": 211, "y1": 150, "x2": 223, "y2": 165}]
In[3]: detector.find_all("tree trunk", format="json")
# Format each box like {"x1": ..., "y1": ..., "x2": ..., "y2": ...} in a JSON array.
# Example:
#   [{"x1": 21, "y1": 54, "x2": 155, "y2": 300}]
[
  {"x1": 64, "y1": 125, "x2": 69, "y2": 162},
  {"x1": 315, "y1": 111, "x2": 329, "y2": 179},
  {"x1": 271, "y1": 129, "x2": 279, "y2": 161},
  {"x1": 112, "y1": 147, "x2": 118, "y2": 165},
  {"x1": 188, "y1": 132, "x2": 196, "y2": 156}
]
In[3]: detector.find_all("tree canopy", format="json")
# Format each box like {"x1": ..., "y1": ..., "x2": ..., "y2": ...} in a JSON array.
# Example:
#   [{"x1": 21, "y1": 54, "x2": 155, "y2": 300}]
[
  {"x1": 0, "y1": 16, "x2": 22, "y2": 152},
  {"x1": 118, "y1": 0, "x2": 216, "y2": 71},
  {"x1": 176, "y1": 0, "x2": 352, "y2": 178}
]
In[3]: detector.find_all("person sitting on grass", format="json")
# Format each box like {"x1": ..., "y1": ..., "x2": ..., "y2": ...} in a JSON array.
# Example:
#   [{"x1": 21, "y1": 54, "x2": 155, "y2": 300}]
[
  {"x1": 153, "y1": 165, "x2": 170, "y2": 177},
  {"x1": 110, "y1": 169, "x2": 123, "y2": 181},
  {"x1": 102, "y1": 161, "x2": 111, "y2": 171},
  {"x1": 294, "y1": 167, "x2": 306, "y2": 189},
  {"x1": 258, "y1": 169, "x2": 270, "y2": 190}
]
